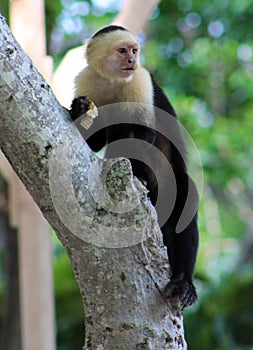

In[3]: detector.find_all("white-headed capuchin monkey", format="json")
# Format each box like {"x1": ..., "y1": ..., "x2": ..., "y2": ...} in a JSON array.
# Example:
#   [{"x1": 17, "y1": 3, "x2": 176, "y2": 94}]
[{"x1": 69, "y1": 25, "x2": 199, "y2": 309}]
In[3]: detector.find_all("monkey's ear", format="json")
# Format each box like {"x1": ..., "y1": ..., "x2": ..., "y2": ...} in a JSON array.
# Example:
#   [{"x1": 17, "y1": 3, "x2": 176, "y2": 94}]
[{"x1": 83, "y1": 39, "x2": 89, "y2": 59}]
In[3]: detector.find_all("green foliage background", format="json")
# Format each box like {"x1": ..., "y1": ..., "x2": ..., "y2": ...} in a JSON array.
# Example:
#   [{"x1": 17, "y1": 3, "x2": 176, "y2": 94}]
[{"x1": 1, "y1": 0, "x2": 253, "y2": 349}]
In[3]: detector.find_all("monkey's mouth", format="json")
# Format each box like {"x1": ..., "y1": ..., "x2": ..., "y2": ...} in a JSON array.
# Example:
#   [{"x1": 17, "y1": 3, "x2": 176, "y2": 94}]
[
  {"x1": 121, "y1": 67, "x2": 136, "y2": 76},
  {"x1": 122, "y1": 68, "x2": 135, "y2": 71},
  {"x1": 120, "y1": 67, "x2": 136, "y2": 78}
]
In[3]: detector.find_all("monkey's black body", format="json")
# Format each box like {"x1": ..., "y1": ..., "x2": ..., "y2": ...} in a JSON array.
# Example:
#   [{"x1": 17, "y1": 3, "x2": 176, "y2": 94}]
[{"x1": 69, "y1": 25, "x2": 199, "y2": 309}]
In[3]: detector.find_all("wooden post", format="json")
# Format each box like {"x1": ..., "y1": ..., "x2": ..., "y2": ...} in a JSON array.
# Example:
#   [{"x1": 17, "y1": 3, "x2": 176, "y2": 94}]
[{"x1": 113, "y1": 0, "x2": 160, "y2": 34}]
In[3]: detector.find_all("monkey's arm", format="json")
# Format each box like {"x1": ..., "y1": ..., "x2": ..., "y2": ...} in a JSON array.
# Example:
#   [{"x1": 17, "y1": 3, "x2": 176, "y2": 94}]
[{"x1": 70, "y1": 96, "x2": 107, "y2": 152}]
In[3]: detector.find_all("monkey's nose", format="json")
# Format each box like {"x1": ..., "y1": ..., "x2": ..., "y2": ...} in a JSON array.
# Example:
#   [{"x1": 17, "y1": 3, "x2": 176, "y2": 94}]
[{"x1": 128, "y1": 59, "x2": 133, "y2": 64}]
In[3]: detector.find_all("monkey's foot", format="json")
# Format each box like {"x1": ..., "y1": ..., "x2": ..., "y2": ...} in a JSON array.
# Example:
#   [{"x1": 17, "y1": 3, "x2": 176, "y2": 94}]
[
  {"x1": 164, "y1": 278, "x2": 197, "y2": 309},
  {"x1": 70, "y1": 96, "x2": 98, "y2": 129}
]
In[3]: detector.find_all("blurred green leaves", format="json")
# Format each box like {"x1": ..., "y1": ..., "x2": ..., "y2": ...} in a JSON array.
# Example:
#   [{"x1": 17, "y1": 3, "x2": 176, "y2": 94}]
[{"x1": 1, "y1": 0, "x2": 253, "y2": 348}]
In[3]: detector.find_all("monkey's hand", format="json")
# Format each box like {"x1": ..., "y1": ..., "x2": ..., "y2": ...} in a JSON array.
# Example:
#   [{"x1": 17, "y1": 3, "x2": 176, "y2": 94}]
[
  {"x1": 164, "y1": 276, "x2": 197, "y2": 309},
  {"x1": 70, "y1": 96, "x2": 98, "y2": 129}
]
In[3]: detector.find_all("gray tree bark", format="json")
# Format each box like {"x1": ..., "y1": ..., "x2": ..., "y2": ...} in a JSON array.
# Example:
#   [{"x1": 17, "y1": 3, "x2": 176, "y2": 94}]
[{"x1": 0, "y1": 15, "x2": 187, "y2": 349}]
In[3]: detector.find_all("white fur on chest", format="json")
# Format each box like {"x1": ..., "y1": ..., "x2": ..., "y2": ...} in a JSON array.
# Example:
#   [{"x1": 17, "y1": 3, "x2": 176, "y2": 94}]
[
  {"x1": 75, "y1": 67, "x2": 153, "y2": 103},
  {"x1": 74, "y1": 66, "x2": 155, "y2": 127}
]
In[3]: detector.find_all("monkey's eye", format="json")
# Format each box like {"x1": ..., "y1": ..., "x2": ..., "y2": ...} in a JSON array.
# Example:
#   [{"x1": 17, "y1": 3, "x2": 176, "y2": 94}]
[
  {"x1": 118, "y1": 48, "x2": 126, "y2": 54},
  {"x1": 132, "y1": 48, "x2": 138, "y2": 54}
]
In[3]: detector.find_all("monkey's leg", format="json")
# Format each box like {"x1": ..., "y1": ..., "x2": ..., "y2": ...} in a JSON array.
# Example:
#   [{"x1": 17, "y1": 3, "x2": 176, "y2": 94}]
[{"x1": 162, "y1": 171, "x2": 199, "y2": 309}]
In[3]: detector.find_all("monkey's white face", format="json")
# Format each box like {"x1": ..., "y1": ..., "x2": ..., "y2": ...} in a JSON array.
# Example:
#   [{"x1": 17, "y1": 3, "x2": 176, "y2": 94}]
[
  {"x1": 86, "y1": 30, "x2": 140, "y2": 83},
  {"x1": 102, "y1": 43, "x2": 139, "y2": 81}
]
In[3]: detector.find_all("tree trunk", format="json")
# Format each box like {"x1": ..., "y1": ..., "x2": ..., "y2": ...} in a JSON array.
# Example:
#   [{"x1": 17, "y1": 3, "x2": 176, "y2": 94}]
[{"x1": 0, "y1": 15, "x2": 187, "y2": 349}]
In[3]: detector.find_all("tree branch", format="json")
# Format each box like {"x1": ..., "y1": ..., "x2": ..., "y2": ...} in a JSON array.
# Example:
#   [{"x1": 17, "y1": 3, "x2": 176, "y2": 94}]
[{"x1": 0, "y1": 15, "x2": 186, "y2": 349}]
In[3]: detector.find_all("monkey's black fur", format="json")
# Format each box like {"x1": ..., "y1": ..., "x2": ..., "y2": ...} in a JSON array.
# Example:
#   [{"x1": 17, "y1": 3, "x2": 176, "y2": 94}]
[
  {"x1": 70, "y1": 25, "x2": 199, "y2": 309},
  {"x1": 92, "y1": 25, "x2": 127, "y2": 38}
]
